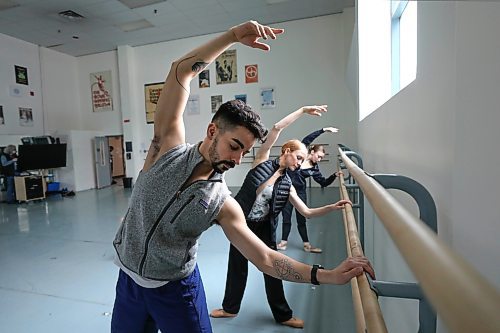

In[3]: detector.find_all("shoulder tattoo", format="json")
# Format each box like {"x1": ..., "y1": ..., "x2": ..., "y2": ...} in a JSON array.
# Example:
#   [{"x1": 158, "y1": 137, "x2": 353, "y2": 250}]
[
  {"x1": 192, "y1": 61, "x2": 208, "y2": 73},
  {"x1": 175, "y1": 55, "x2": 208, "y2": 92}
]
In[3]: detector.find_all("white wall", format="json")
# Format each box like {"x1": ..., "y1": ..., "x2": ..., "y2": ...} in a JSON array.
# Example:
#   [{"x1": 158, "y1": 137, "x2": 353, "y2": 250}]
[
  {"x1": 77, "y1": 51, "x2": 122, "y2": 135},
  {"x1": 0, "y1": 134, "x2": 27, "y2": 147},
  {"x1": 109, "y1": 14, "x2": 357, "y2": 186},
  {"x1": 358, "y1": 2, "x2": 500, "y2": 332},
  {"x1": 54, "y1": 129, "x2": 105, "y2": 192},
  {"x1": 39, "y1": 47, "x2": 82, "y2": 133},
  {"x1": 0, "y1": 33, "x2": 44, "y2": 139},
  {"x1": 0, "y1": 36, "x2": 122, "y2": 189},
  {"x1": 1, "y1": 14, "x2": 356, "y2": 190},
  {"x1": 2, "y1": 5, "x2": 497, "y2": 331},
  {"x1": 40, "y1": 48, "x2": 120, "y2": 191},
  {"x1": 452, "y1": 0, "x2": 500, "y2": 292}
]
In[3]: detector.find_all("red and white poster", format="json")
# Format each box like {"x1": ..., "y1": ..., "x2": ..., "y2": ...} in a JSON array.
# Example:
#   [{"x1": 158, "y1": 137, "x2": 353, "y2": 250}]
[
  {"x1": 245, "y1": 64, "x2": 258, "y2": 83},
  {"x1": 90, "y1": 70, "x2": 113, "y2": 112}
]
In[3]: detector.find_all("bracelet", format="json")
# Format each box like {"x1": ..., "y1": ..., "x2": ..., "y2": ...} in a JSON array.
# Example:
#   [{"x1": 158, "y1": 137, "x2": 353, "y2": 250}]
[{"x1": 311, "y1": 264, "x2": 324, "y2": 285}]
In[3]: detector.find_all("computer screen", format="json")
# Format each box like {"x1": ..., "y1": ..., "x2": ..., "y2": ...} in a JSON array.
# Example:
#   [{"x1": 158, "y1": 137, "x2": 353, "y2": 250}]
[{"x1": 17, "y1": 144, "x2": 67, "y2": 171}]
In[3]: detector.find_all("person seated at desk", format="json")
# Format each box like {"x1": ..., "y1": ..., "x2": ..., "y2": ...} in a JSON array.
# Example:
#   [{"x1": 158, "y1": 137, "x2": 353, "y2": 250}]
[{"x1": 1, "y1": 145, "x2": 18, "y2": 204}]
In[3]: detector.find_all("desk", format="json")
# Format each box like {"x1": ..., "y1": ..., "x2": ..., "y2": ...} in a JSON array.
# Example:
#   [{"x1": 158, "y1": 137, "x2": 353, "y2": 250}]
[{"x1": 14, "y1": 176, "x2": 46, "y2": 202}]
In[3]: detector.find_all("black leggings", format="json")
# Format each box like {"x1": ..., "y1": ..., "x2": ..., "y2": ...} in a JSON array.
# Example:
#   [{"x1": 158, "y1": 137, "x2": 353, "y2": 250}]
[
  {"x1": 281, "y1": 190, "x2": 308, "y2": 242},
  {"x1": 221, "y1": 219, "x2": 293, "y2": 323}
]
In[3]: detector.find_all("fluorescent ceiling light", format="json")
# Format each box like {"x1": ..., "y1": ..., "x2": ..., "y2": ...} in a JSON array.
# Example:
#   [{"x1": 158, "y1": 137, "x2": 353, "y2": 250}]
[
  {"x1": 117, "y1": 19, "x2": 154, "y2": 32},
  {"x1": 118, "y1": 0, "x2": 165, "y2": 9}
]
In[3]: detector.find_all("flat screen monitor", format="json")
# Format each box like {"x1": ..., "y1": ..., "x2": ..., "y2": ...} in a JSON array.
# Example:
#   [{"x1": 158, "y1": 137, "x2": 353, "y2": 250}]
[
  {"x1": 17, "y1": 144, "x2": 67, "y2": 171},
  {"x1": 20, "y1": 135, "x2": 55, "y2": 145}
]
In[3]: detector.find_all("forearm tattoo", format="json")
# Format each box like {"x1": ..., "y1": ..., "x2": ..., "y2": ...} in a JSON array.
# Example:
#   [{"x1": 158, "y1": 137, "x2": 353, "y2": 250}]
[
  {"x1": 150, "y1": 135, "x2": 161, "y2": 159},
  {"x1": 273, "y1": 258, "x2": 303, "y2": 282},
  {"x1": 174, "y1": 55, "x2": 208, "y2": 92}
]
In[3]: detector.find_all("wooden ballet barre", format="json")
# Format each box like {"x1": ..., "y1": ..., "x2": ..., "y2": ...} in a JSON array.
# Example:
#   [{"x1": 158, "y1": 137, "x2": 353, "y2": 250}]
[
  {"x1": 338, "y1": 148, "x2": 500, "y2": 333},
  {"x1": 338, "y1": 168, "x2": 388, "y2": 333},
  {"x1": 340, "y1": 197, "x2": 366, "y2": 333},
  {"x1": 341, "y1": 200, "x2": 366, "y2": 333}
]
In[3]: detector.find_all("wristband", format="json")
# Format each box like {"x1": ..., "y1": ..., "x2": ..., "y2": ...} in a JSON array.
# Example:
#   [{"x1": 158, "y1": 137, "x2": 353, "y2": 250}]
[{"x1": 311, "y1": 264, "x2": 324, "y2": 285}]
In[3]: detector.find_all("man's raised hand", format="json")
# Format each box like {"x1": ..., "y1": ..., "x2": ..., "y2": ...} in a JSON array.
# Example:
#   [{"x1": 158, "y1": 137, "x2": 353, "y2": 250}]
[{"x1": 231, "y1": 20, "x2": 285, "y2": 51}]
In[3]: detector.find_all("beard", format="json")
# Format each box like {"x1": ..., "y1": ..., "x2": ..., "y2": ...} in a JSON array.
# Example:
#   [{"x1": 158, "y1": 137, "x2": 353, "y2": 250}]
[
  {"x1": 208, "y1": 136, "x2": 236, "y2": 174},
  {"x1": 212, "y1": 160, "x2": 236, "y2": 173}
]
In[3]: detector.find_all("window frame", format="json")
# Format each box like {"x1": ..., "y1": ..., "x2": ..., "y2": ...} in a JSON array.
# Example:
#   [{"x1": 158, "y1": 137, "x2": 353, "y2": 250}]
[{"x1": 391, "y1": 0, "x2": 409, "y2": 95}]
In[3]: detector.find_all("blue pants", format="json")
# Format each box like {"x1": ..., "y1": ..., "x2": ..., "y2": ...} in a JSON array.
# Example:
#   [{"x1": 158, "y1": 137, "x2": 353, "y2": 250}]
[
  {"x1": 111, "y1": 266, "x2": 212, "y2": 333},
  {"x1": 6, "y1": 176, "x2": 15, "y2": 203}
]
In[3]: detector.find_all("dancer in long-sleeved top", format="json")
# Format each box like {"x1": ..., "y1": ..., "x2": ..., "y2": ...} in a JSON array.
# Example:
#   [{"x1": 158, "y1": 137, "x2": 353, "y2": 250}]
[
  {"x1": 277, "y1": 127, "x2": 340, "y2": 253},
  {"x1": 111, "y1": 21, "x2": 374, "y2": 333},
  {"x1": 210, "y1": 111, "x2": 358, "y2": 329}
]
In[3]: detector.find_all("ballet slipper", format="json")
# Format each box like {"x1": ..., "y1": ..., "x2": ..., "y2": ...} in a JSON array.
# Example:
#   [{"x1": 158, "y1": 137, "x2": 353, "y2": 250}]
[{"x1": 277, "y1": 241, "x2": 287, "y2": 251}]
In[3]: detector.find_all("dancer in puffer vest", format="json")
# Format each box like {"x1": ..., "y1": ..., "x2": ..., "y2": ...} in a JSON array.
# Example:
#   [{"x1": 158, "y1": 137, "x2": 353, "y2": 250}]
[
  {"x1": 278, "y1": 127, "x2": 342, "y2": 254},
  {"x1": 210, "y1": 106, "x2": 367, "y2": 329},
  {"x1": 111, "y1": 20, "x2": 374, "y2": 333}
]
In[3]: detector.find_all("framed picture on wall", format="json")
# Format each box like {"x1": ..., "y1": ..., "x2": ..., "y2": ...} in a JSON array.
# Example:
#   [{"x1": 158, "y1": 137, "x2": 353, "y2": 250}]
[
  {"x1": 245, "y1": 64, "x2": 258, "y2": 83},
  {"x1": 15, "y1": 65, "x2": 28, "y2": 85},
  {"x1": 211, "y1": 95, "x2": 222, "y2": 113},
  {"x1": 186, "y1": 95, "x2": 200, "y2": 115},
  {"x1": 0, "y1": 106, "x2": 4, "y2": 125},
  {"x1": 215, "y1": 50, "x2": 237, "y2": 84},
  {"x1": 199, "y1": 70, "x2": 210, "y2": 88},
  {"x1": 9, "y1": 85, "x2": 25, "y2": 97},
  {"x1": 90, "y1": 70, "x2": 113, "y2": 112},
  {"x1": 144, "y1": 82, "x2": 163, "y2": 124},
  {"x1": 19, "y1": 107, "x2": 33, "y2": 127},
  {"x1": 260, "y1": 87, "x2": 276, "y2": 109},
  {"x1": 235, "y1": 94, "x2": 247, "y2": 104}
]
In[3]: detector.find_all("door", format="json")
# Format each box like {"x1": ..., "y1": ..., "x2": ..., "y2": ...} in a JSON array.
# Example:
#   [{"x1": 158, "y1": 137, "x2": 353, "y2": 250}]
[
  {"x1": 94, "y1": 136, "x2": 112, "y2": 189},
  {"x1": 107, "y1": 135, "x2": 125, "y2": 178}
]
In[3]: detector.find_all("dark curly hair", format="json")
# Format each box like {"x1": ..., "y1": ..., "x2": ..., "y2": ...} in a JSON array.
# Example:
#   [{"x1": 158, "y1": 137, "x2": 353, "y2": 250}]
[{"x1": 211, "y1": 100, "x2": 268, "y2": 143}]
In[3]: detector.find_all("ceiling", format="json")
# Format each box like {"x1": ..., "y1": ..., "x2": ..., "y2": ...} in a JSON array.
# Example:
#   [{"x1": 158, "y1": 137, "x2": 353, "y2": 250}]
[{"x1": 0, "y1": 0, "x2": 354, "y2": 57}]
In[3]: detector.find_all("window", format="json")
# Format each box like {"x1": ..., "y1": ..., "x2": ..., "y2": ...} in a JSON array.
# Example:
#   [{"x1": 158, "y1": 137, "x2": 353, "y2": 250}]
[
  {"x1": 358, "y1": 0, "x2": 417, "y2": 121},
  {"x1": 392, "y1": 1, "x2": 417, "y2": 94}
]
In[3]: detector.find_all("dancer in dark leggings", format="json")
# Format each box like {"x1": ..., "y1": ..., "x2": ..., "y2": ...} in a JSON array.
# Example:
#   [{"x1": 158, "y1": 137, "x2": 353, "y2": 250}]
[
  {"x1": 277, "y1": 127, "x2": 341, "y2": 253},
  {"x1": 210, "y1": 111, "x2": 355, "y2": 329},
  {"x1": 112, "y1": 21, "x2": 374, "y2": 333}
]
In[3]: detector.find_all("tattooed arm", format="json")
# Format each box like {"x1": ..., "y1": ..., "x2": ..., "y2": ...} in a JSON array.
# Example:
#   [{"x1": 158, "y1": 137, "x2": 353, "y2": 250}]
[
  {"x1": 143, "y1": 21, "x2": 284, "y2": 171},
  {"x1": 216, "y1": 197, "x2": 375, "y2": 284}
]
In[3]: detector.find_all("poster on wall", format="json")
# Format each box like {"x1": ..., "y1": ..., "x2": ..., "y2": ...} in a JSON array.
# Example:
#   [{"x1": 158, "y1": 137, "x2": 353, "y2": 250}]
[
  {"x1": 15, "y1": 65, "x2": 28, "y2": 85},
  {"x1": 0, "y1": 106, "x2": 4, "y2": 125},
  {"x1": 9, "y1": 85, "x2": 26, "y2": 97},
  {"x1": 90, "y1": 70, "x2": 113, "y2": 112},
  {"x1": 215, "y1": 50, "x2": 237, "y2": 84},
  {"x1": 235, "y1": 94, "x2": 247, "y2": 104},
  {"x1": 245, "y1": 64, "x2": 258, "y2": 83},
  {"x1": 144, "y1": 82, "x2": 163, "y2": 124},
  {"x1": 199, "y1": 70, "x2": 210, "y2": 88},
  {"x1": 19, "y1": 107, "x2": 33, "y2": 127},
  {"x1": 186, "y1": 95, "x2": 200, "y2": 115},
  {"x1": 211, "y1": 95, "x2": 222, "y2": 113},
  {"x1": 260, "y1": 87, "x2": 276, "y2": 109}
]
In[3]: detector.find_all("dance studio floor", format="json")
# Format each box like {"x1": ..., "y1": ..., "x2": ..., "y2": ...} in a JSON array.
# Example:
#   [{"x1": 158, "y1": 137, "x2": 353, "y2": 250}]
[{"x1": 0, "y1": 185, "x2": 354, "y2": 332}]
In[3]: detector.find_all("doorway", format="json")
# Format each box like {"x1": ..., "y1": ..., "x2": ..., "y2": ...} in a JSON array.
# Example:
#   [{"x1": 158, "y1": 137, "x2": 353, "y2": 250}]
[{"x1": 107, "y1": 135, "x2": 125, "y2": 185}]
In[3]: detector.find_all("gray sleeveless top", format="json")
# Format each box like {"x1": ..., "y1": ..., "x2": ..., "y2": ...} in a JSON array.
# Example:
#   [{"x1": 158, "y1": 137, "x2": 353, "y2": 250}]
[{"x1": 113, "y1": 143, "x2": 230, "y2": 281}]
